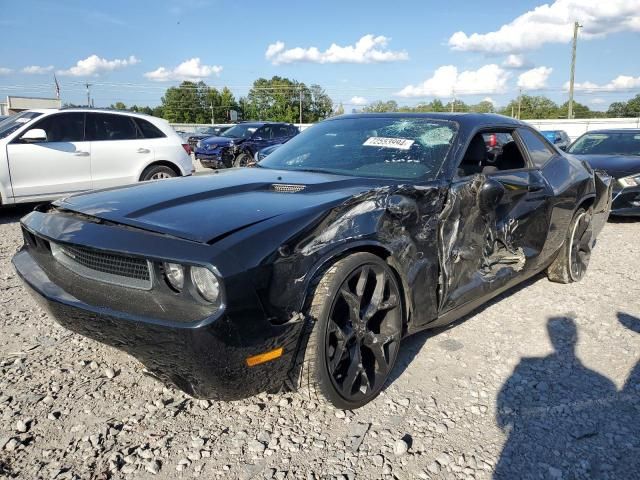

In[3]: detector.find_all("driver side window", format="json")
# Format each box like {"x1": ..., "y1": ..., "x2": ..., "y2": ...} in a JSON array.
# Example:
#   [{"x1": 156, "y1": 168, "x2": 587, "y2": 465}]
[
  {"x1": 29, "y1": 113, "x2": 85, "y2": 143},
  {"x1": 458, "y1": 131, "x2": 526, "y2": 177}
]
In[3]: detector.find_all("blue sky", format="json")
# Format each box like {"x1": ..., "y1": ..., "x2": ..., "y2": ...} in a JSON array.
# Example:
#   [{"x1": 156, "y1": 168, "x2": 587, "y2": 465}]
[{"x1": 1, "y1": 0, "x2": 639, "y2": 110}]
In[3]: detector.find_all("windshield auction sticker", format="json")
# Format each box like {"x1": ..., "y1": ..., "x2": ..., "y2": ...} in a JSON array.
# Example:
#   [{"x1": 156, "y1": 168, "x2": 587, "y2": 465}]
[{"x1": 363, "y1": 137, "x2": 415, "y2": 150}]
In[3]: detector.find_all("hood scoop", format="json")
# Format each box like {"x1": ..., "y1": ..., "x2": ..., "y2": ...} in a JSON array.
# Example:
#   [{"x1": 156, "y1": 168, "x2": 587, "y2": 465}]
[{"x1": 271, "y1": 183, "x2": 306, "y2": 193}]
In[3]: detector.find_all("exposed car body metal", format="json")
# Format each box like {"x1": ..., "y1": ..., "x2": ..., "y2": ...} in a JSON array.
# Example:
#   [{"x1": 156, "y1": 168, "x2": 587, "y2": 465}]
[{"x1": 13, "y1": 113, "x2": 612, "y2": 402}]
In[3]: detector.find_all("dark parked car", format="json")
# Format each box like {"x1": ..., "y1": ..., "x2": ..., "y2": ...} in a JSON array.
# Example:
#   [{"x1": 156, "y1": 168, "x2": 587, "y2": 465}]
[
  {"x1": 187, "y1": 125, "x2": 232, "y2": 151},
  {"x1": 195, "y1": 122, "x2": 298, "y2": 168},
  {"x1": 541, "y1": 130, "x2": 571, "y2": 150},
  {"x1": 255, "y1": 143, "x2": 282, "y2": 162},
  {"x1": 567, "y1": 129, "x2": 640, "y2": 215},
  {"x1": 13, "y1": 113, "x2": 612, "y2": 409}
]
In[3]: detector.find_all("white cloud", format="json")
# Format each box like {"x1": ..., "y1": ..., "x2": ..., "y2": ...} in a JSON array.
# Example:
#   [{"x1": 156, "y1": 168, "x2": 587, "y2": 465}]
[
  {"x1": 265, "y1": 34, "x2": 409, "y2": 65},
  {"x1": 0, "y1": 67, "x2": 12, "y2": 75},
  {"x1": 503, "y1": 54, "x2": 529, "y2": 69},
  {"x1": 517, "y1": 66, "x2": 553, "y2": 90},
  {"x1": 567, "y1": 74, "x2": 640, "y2": 91},
  {"x1": 590, "y1": 98, "x2": 606, "y2": 105},
  {"x1": 58, "y1": 55, "x2": 140, "y2": 76},
  {"x1": 397, "y1": 64, "x2": 510, "y2": 98},
  {"x1": 349, "y1": 96, "x2": 369, "y2": 106},
  {"x1": 144, "y1": 58, "x2": 222, "y2": 82},
  {"x1": 448, "y1": 0, "x2": 640, "y2": 53},
  {"x1": 482, "y1": 96, "x2": 496, "y2": 106},
  {"x1": 22, "y1": 65, "x2": 55, "y2": 74}
]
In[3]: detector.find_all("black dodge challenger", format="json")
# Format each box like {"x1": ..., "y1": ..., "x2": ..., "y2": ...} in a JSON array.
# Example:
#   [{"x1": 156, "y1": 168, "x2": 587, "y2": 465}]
[{"x1": 13, "y1": 113, "x2": 613, "y2": 409}]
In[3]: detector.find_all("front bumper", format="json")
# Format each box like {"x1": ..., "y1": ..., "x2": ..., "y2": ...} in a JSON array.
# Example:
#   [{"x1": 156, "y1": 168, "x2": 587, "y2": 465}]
[
  {"x1": 195, "y1": 146, "x2": 235, "y2": 168},
  {"x1": 12, "y1": 215, "x2": 304, "y2": 401},
  {"x1": 610, "y1": 185, "x2": 640, "y2": 216}
]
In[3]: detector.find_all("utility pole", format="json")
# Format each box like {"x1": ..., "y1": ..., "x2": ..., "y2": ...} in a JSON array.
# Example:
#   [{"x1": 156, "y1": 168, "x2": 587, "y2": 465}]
[
  {"x1": 299, "y1": 86, "x2": 303, "y2": 124},
  {"x1": 450, "y1": 88, "x2": 456, "y2": 112},
  {"x1": 517, "y1": 88, "x2": 523, "y2": 119},
  {"x1": 85, "y1": 82, "x2": 92, "y2": 107},
  {"x1": 210, "y1": 102, "x2": 215, "y2": 124},
  {"x1": 568, "y1": 21, "x2": 582, "y2": 119}
]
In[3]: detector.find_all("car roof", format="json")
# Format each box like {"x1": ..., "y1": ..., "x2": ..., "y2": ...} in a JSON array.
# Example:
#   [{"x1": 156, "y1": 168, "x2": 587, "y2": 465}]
[
  {"x1": 238, "y1": 121, "x2": 292, "y2": 127},
  {"x1": 330, "y1": 112, "x2": 524, "y2": 127},
  {"x1": 29, "y1": 107, "x2": 163, "y2": 121}
]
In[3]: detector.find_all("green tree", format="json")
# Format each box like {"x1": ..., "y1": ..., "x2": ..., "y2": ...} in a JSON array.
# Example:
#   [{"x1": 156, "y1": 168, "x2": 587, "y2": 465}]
[
  {"x1": 607, "y1": 101, "x2": 627, "y2": 117},
  {"x1": 499, "y1": 95, "x2": 559, "y2": 119},
  {"x1": 363, "y1": 100, "x2": 399, "y2": 113},
  {"x1": 244, "y1": 76, "x2": 332, "y2": 123},
  {"x1": 334, "y1": 103, "x2": 345, "y2": 116},
  {"x1": 110, "y1": 102, "x2": 127, "y2": 110},
  {"x1": 556, "y1": 101, "x2": 592, "y2": 119},
  {"x1": 161, "y1": 81, "x2": 204, "y2": 123},
  {"x1": 471, "y1": 100, "x2": 495, "y2": 113}
]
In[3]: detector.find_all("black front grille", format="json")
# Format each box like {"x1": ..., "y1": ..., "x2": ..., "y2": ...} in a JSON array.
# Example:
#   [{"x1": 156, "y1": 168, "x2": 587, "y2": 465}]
[{"x1": 57, "y1": 244, "x2": 150, "y2": 282}]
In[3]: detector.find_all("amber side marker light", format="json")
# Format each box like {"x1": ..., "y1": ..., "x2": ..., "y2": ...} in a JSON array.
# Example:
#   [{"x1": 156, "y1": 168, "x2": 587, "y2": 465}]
[{"x1": 246, "y1": 347, "x2": 284, "y2": 367}]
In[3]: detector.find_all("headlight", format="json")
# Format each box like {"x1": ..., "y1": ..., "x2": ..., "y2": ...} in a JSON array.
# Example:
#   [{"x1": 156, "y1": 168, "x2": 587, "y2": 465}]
[
  {"x1": 191, "y1": 267, "x2": 221, "y2": 303},
  {"x1": 618, "y1": 175, "x2": 640, "y2": 188},
  {"x1": 163, "y1": 262, "x2": 184, "y2": 291},
  {"x1": 196, "y1": 140, "x2": 202, "y2": 148},
  {"x1": 206, "y1": 143, "x2": 217, "y2": 150}
]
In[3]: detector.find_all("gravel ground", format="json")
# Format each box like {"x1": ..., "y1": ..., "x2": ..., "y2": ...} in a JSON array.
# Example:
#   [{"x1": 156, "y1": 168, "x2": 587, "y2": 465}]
[{"x1": 0, "y1": 206, "x2": 638, "y2": 480}]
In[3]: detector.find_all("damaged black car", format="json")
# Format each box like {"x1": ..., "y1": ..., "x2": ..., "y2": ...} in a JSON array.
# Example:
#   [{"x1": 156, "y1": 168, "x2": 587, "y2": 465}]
[{"x1": 13, "y1": 113, "x2": 612, "y2": 409}]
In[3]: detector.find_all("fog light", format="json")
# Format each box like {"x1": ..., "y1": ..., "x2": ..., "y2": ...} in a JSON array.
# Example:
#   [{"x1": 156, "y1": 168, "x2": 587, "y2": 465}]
[
  {"x1": 163, "y1": 262, "x2": 184, "y2": 291},
  {"x1": 191, "y1": 267, "x2": 220, "y2": 303}
]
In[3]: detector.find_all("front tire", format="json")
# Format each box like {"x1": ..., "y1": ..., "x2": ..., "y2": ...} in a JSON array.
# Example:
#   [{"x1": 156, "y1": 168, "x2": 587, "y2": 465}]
[
  {"x1": 140, "y1": 165, "x2": 178, "y2": 181},
  {"x1": 547, "y1": 207, "x2": 593, "y2": 283},
  {"x1": 233, "y1": 152, "x2": 252, "y2": 167},
  {"x1": 295, "y1": 253, "x2": 403, "y2": 409}
]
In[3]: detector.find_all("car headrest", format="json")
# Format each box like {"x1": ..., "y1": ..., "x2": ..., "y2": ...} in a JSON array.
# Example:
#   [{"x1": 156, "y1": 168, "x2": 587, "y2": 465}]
[{"x1": 461, "y1": 135, "x2": 487, "y2": 166}]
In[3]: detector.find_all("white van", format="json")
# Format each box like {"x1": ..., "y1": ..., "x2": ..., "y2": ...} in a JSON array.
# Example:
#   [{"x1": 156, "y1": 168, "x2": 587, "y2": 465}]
[{"x1": 0, "y1": 108, "x2": 194, "y2": 205}]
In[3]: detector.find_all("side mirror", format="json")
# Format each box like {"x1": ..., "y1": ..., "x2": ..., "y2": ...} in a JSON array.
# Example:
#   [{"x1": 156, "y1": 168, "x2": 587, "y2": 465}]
[
  {"x1": 478, "y1": 178, "x2": 505, "y2": 214},
  {"x1": 21, "y1": 128, "x2": 47, "y2": 143},
  {"x1": 558, "y1": 145, "x2": 567, "y2": 151}
]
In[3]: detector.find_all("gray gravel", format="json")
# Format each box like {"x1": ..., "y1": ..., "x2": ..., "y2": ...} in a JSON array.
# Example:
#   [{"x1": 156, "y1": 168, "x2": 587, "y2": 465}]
[{"x1": 0, "y1": 205, "x2": 639, "y2": 479}]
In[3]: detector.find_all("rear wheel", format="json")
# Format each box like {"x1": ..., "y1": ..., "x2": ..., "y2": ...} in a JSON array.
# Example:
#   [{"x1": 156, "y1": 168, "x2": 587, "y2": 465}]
[
  {"x1": 140, "y1": 165, "x2": 177, "y2": 181},
  {"x1": 547, "y1": 207, "x2": 593, "y2": 283},
  {"x1": 294, "y1": 253, "x2": 403, "y2": 409}
]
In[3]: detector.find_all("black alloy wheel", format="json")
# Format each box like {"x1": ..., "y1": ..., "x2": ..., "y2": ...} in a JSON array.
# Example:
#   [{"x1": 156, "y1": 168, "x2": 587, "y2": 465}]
[
  {"x1": 568, "y1": 209, "x2": 592, "y2": 282},
  {"x1": 296, "y1": 253, "x2": 403, "y2": 409},
  {"x1": 547, "y1": 207, "x2": 592, "y2": 283}
]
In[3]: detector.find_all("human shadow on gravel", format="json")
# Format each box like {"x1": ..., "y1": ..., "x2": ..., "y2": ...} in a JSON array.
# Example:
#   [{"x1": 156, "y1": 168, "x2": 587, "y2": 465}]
[{"x1": 494, "y1": 314, "x2": 640, "y2": 480}]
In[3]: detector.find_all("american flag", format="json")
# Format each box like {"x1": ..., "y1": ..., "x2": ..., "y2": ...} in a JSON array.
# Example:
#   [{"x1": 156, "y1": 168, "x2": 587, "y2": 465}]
[{"x1": 53, "y1": 74, "x2": 60, "y2": 99}]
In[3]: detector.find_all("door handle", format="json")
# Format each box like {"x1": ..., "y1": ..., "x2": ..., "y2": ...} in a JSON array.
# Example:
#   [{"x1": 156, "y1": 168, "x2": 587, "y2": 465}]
[
  {"x1": 137, "y1": 148, "x2": 150, "y2": 154},
  {"x1": 74, "y1": 151, "x2": 90, "y2": 157}
]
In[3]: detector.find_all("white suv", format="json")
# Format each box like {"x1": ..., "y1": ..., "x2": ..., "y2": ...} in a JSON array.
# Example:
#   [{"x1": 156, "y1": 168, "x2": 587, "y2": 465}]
[{"x1": 0, "y1": 108, "x2": 194, "y2": 205}]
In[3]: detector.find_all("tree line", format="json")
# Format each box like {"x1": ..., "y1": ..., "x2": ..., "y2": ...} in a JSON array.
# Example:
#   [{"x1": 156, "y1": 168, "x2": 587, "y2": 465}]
[
  {"x1": 105, "y1": 76, "x2": 333, "y2": 124},
  {"x1": 357, "y1": 94, "x2": 640, "y2": 119},
  {"x1": 73, "y1": 77, "x2": 640, "y2": 123}
]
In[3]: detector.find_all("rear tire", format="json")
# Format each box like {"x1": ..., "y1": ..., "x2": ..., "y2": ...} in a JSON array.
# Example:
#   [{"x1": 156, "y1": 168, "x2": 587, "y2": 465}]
[
  {"x1": 547, "y1": 207, "x2": 593, "y2": 283},
  {"x1": 292, "y1": 253, "x2": 403, "y2": 409},
  {"x1": 140, "y1": 165, "x2": 178, "y2": 181}
]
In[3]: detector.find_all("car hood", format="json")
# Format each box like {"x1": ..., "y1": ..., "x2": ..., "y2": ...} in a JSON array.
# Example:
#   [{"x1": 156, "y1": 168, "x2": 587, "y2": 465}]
[
  {"x1": 575, "y1": 154, "x2": 640, "y2": 178},
  {"x1": 200, "y1": 136, "x2": 237, "y2": 146},
  {"x1": 54, "y1": 168, "x2": 383, "y2": 244}
]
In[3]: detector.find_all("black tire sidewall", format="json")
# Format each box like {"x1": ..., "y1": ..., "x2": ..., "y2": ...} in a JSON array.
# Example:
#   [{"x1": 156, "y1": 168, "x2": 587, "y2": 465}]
[
  {"x1": 312, "y1": 253, "x2": 402, "y2": 409},
  {"x1": 140, "y1": 165, "x2": 177, "y2": 181}
]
